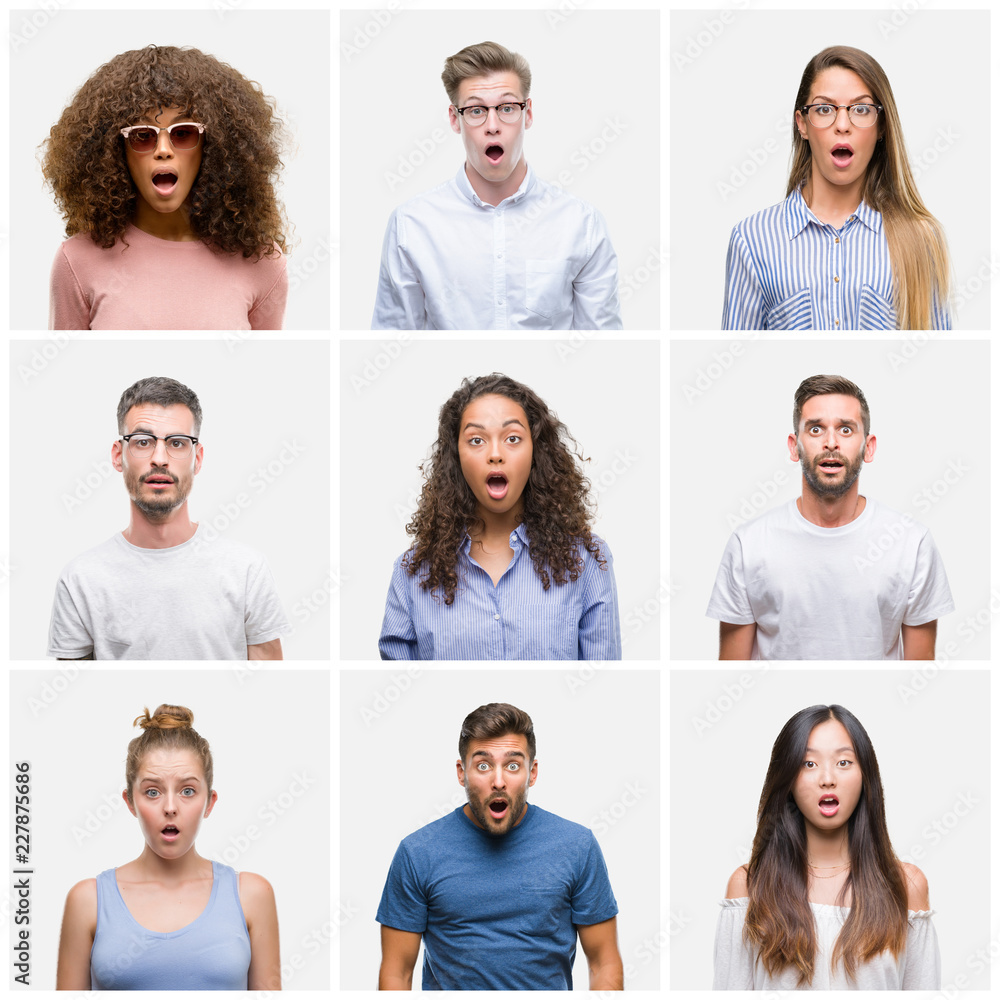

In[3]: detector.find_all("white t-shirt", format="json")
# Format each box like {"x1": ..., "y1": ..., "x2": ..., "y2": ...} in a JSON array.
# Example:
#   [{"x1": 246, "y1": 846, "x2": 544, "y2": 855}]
[
  {"x1": 47, "y1": 527, "x2": 290, "y2": 660},
  {"x1": 706, "y1": 498, "x2": 954, "y2": 660}
]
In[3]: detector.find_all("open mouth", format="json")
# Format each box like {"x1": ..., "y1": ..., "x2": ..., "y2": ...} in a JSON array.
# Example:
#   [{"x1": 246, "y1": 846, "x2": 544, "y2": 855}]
[
  {"x1": 831, "y1": 144, "x2": 854, "y2": 167},
  {"x1": 486, "y1": 472, "x2": 508, "y2": 499},
  {"x1": 818, "y1": 795, "x2": 839, "y2": 817},
  {"x1": 161, "y1": 825, "x2": 180, "y2": 840},
  {"x1": 143, "y1": 473, "x2": 176, "y2": 489},
  {"x1": 485, "y1": 144, "x2": 504, "y2": 163},
  {"x1": 152, "y1": 170, "x2": 179, "y2": 195},
  {"x1": 817, "y1": 456, "x2": 844, "y2": 474},
  {"x1": 487, "y1": 797, "x2": 509, "y2": 820}
]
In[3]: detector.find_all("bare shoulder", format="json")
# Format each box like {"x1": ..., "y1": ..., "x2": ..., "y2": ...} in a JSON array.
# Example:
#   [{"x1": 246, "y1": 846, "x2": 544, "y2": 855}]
[
  {"x1": 238, "y1": 870, "x2": 276, "y2": 905},
  {"x1": 900, "y1": 862, "x2": 930, "y2": 910},
  {"x1": 63, "y1": 878, "x2": 98, "y2": 928},
  {"x1": 725, "y1": 865, "x2": 749, "y2": 899}
]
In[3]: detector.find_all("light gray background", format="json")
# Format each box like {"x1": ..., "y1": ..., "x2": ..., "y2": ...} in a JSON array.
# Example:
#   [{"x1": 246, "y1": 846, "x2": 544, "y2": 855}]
[
  {"x1": 9, "y1": 668, "x2": 330, "y2": 990},
  {"x1": 670, "y1": 9, "x2": 990, "y2": 330},
  {"x1": 340, "y1": 668, "x2": 660, "y2": 990},
  {"x1": 340, "y1": 337, "x2": 661, "y2": 660},
  {"x1": 670, "y1": 338, "x2": 989, "y2": 660},
  {"x1": 14, "y1": 8, "x2": 331, "y2": 330},
  {"x1": 670, "y1": 669, "x2": 990, "y2": 990},
  {"x1": 10, "y1": 338, "x2": 331, "y2": 660},
  {"x1": 340, "y1": 9, "x2": 660, "y2": 330}
]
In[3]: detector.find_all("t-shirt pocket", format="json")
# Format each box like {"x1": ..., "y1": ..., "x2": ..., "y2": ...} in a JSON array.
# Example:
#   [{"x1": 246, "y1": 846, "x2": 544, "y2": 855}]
[
  {"x1": 858, "y1": 284, "x2": 897, "y2": 330},
  {"x1": 526, "y1": 260, "x2": 573, "y2": 321},
  {"x1": 765, "y1": 287, "x2": 813, "y2": 329},
  {"x1": 519, "y1": 883, "x2": 570, "y2": 934}
]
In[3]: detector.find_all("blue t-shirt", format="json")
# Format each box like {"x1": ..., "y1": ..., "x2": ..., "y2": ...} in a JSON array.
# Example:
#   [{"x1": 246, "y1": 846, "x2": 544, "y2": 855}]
[{"x1": 376, "y1": 804, "x2": 618, "y2": 990}]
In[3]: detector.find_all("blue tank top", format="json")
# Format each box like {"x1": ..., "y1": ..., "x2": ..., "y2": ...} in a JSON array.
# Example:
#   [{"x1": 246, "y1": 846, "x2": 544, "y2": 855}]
[{"x1": 90, "y1": 861, "x2": 252, "y2": 990}]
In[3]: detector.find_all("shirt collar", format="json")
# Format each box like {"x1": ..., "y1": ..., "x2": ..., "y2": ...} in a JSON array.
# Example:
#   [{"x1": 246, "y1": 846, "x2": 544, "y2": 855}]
[
  {"x1": 454, "y1": 162, "x2": 535, "y2": 209},
  {"x1": 459, "y1": 521, "x2": 529, "y2": 556},
  {"x1": 784, "y1": 186, "x2": 882, "y2": 238}
]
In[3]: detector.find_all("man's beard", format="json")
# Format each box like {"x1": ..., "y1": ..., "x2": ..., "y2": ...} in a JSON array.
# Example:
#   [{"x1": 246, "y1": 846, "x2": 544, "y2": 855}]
[
  {"x1": 800, "y1": 448, "x2": 864, "y2": 499},
  {"x1": 465, "y1": 784, "x2": 528, "y2": 837},
  {"x1": 125, "y1": 468, "x2": 190, "y2": 521}
]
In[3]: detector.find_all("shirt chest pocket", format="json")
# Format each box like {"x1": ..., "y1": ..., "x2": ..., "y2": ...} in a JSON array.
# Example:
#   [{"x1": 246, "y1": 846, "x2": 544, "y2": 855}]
[
  {"x1": 765, "y1": 287, "x2": 813, "y2": 329},
  {"x1": 526, "y1": 260, "x2": 573, "y2": 320},
  {"x1": 858, "y1": 283, "x2": 897, "y2": 330},
  {"x1": 519, "y1": 883, "x2": 571, "y2": 934}
]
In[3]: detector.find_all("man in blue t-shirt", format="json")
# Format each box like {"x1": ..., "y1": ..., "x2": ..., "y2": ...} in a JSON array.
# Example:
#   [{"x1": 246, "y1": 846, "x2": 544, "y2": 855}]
[{"x1": 376, "y1": 702, "x2": 623, "y2": 990}]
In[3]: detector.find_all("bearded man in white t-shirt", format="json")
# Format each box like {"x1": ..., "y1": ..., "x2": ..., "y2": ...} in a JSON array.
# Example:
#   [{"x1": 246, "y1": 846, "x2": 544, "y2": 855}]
[{"x1": 706, "y1": 374, "x2": 954, "y2": 660}]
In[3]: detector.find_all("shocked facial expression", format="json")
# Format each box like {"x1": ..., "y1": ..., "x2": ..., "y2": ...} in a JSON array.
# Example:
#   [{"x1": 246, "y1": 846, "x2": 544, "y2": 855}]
[
  {"x1": 125, "y1": 748, "x2": 217, "y2": 860},
  {"x1": 449, "y1": 72, "x2": 532, "y2": 194},
  {"x1": 458, "y1": 394, "x2": 533, "y2": 521},
  {"x1": 788, "y1": 393, "x2": 875, "y2": 499},
  {"x1": 458, "y1": 733, "x2": 538, "y2": 836},
  {"x1": 124, "y1": 105, "x2": 204, "y2": 218},
  {"x1": 792, "y1": 718, "x2": 863, "y2": 832},
  {"x1": 795, "y1": 67, "x2": 880, "y2": 197},
  {"x1": 112, "y1": 403, "x2": 203, "y2": 521}
]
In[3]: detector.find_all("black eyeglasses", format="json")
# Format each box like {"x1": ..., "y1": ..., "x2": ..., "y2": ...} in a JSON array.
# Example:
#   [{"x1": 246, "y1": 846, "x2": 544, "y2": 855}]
[
  {"x1": 121, "y1": 433, "x2": 199, "y2": 458},
  {"x1": 454, "y1": 102, "x2": 527, "y2": 126}
]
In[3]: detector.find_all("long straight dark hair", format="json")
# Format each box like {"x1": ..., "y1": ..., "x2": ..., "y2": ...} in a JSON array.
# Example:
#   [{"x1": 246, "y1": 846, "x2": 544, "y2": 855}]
[{"x1": 744, "y1": 705, "x2": 908, "y2": 985}]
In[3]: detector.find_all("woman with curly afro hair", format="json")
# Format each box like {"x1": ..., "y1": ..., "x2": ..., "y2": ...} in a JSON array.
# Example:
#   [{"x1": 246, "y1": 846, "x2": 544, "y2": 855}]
[
  {"x1": 378, "y1": 373, "x2": 621, "y2": 660},
  {"x1": 42, "y1": 45, "x2": 289, "y2": 330}
]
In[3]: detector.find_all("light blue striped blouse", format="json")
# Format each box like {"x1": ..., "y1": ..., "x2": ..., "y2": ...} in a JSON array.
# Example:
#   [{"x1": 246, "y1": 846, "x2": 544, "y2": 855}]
[
  {"x1": 378, "y1": 524, "x2": 621, "y2": 660},
  {"x1": 722, "y1": 188, "x2": 951, "y2": 330}
]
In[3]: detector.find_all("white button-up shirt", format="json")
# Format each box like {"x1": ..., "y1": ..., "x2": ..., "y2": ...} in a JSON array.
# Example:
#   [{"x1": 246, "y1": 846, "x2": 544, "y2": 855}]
[{"x1": 372, "y1": 165, "x2": 622, "y2": 330}]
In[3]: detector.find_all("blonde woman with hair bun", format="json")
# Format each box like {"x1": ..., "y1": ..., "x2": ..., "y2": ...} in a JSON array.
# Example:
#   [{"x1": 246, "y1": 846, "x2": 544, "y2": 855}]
[{"x1": 55, "y1": 705, "x2": 280, "y2": 990}]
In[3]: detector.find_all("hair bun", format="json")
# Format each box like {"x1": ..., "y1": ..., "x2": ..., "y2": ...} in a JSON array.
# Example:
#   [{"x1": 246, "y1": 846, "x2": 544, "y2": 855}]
[{"x1": 133, "y1": 704, "x2": 194, "y2": 731}]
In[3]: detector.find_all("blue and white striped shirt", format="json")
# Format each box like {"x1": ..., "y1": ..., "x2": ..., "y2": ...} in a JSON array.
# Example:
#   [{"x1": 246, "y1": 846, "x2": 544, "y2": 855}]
[
  {"x1": 722, "y1": 188, "x2": 951, "y2": 330},
  {"x1": 378, "y1": 524, "x2": 621, "y2": 660}
]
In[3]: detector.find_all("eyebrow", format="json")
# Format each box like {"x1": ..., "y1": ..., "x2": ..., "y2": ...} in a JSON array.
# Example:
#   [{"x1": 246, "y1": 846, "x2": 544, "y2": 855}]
[
  {"x1": 139, "y1": 775, "x2": 202, "y2": 783},
  {"x1": 462, "y1": 92, "x2": 521, "y2": 104},
  {"x1": 463, "y1": 418, "x2": 526, "y2": 431},
  {"x1": 805, "y1": 746, "x2": 855, "y2": 754},
  {"x1": 810, "y1": 94, "x2": 874, "y2": 104},
  {"x1": 470, "y1": 749, "x2": 526, "y2": 760},
  {"x1": 805, "y1": 418, "x2": 861, "y2": 428}
]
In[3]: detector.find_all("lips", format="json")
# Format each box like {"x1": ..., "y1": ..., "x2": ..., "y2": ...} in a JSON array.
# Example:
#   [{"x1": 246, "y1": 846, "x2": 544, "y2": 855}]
[
  {"x1": 487, "y1": 797, "x2": 510, "y2": 819},
  {"x1": 485, "y1": 144, "x2": 504, "y2": 163},
  {"x1": 152, "y1": 169, "x2": 179, "y2": 196},
  {"x1": 831, "y1": 143, "x2": 854, "y2": 167},
  {"x1": 817, "y1": 455, "x2": 844, "y2": 473},
  {"x1": 819, "y1": 795, "x2": 839, "y2": 817},
  {"x1": 143, "y1": 472, "x2": 176, "y2": 488},
  {"x1": 161, "y1": 825, "x2": 180, "y2": 841},
  {"x1": 486, "y1": 471, "x2": 508, "y2": 499}
]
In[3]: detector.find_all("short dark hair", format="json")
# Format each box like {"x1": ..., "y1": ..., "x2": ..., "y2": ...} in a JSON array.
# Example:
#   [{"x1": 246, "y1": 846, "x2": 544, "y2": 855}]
[
  {"x1": 792, "y1": 375, "x2": 870, "y2": 437},
  {"x1": 459, "y1": 703, "x2": 536, "y2": 762},
  {"x1": 117, "y1": 377, "x2": 202, "y2": 435}
]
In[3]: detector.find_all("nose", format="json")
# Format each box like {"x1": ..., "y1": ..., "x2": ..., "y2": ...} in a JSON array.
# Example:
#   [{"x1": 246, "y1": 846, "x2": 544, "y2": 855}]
[
  {"x1": 818, "y1": 763, "x2": 837, "y2": 787},
  {"x1": 491, "y1": 765, "x2": 507, "y2": 789},
  {"x1": 149, "y1": 438, "x2": 171, "y2": 464},
  {"x1": 820, "y1": 427, "x2": 839, "y2": 451},
  {"x1": 484, "y1": 106, "x2": 502, "y2": 132},
  {"x1": 154, "y1": 129, "x2": 174, "y2": 158},
  {"x1": 487, "y1": 437, "x2": 502, "y2": 463},
  {"x1": 162, "y1": 793, "x2": 178, "y2": 814},
  {"x1": 834, "y1": 105, "x2": 852, "y2": 131}
]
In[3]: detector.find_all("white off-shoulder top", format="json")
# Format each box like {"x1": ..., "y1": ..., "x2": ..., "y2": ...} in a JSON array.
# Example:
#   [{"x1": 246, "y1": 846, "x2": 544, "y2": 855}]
[{"x1": 713, "y1": 897, "x2": 941, "y2": 990}]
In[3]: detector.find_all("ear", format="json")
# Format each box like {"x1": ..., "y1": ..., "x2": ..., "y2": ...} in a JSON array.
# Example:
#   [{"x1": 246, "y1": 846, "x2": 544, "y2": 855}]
[
  {"x1": 112, "y1": 438, "x2": 124, "y2": 473},
  {"x1": 448, "y1": 104, "x2": 462, "y2": 135},
  {"x1": 527, "y1": 758, "x2": 538, "y2": 787},
  {"x1": 456, "y1": 758, "x2": 466, "y2": 787},
  {"x1": 787, "y1": 431, "x2": 801, "y2": 463},
  {"x1": 863, "y1": 433, "x2": 877, "y2": 463},
  {"x1": 123, "y1": 788, "x2": 137, "y2": 817},
  {"x1": 524, "y1": 97, "x2": 533, "y2": 130},
  {"x1": 193, "y1": 441, "x2": 204, "y2": 476},
  {"x1": 203, "y1": 789, "x2": 218, "y2": 818},
  {"x1": 794, "y1": 108, "x2": 808, "y2": 141}
]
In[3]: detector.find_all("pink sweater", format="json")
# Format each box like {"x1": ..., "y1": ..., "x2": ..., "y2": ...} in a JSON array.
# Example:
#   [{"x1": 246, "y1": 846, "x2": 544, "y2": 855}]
[{"x1": 49, "y1": 224, "x2": 287, "y2": 330}]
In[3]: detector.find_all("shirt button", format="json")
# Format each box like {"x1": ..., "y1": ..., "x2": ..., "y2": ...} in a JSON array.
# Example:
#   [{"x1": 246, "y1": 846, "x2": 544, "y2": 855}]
[
  {"x1": 494, "y1": 614, "x2": 500, "y2": 620},
  {"x1": 835, "y1": 319, "x2": 840, "y2": 326},
  {"x1": 834, "y1": 237, "x2": 840, "y2": 243},
  {"x1": 834, "y1": 276, "x2": 840, "y2": 283}
]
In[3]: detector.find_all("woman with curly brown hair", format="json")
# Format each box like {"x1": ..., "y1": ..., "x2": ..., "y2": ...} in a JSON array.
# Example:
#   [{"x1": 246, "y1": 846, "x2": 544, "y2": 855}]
[
  {"x1": 378, "y1": 373, "x2": 621, "y2": 660},
  {"x1": 42, "y1": 45, "x2": 289, "y2": 330}
]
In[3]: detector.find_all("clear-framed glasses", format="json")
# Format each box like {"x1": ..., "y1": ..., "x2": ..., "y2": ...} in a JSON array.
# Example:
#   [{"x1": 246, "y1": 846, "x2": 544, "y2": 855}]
[
  {"x1": 454, "y1": 102, "x2": 527, "y2": 126},
  {"x1": 119, "y1": 122, "x2": 206, "y2": 152},
  {"x1": 800, "y1": 103, "x2": 882, "y2": 128},
  {"x1": 121, "y1": 433, "x2": 199, "y2": 458}
]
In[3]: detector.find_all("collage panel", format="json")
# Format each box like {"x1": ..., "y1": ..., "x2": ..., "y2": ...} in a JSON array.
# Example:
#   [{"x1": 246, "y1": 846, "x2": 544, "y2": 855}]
[
  {"x1": 10, "y1": 667, "x2": 330, "y2": 990},
  {"x1": 339, "y1": 667, "x2": 660, "y2": 990},
  {"x1": 670, "y1": 8, "x2": 988, "y2": 331},
  {"x1": 670, "y1": 338, "x2": 988, "y2": 663},
  {"x1": 10, "y1": 338, "x2": 331, "y2": 662},
  {"x1": 670, "y1": 668, "x2": 989, "y2": 990},
  {"x1": 16, "y1": 7, "x2": 331, "y2": 331},
  {"x1": 340, "y1": 337, "x2": 661, "y2": 662}
]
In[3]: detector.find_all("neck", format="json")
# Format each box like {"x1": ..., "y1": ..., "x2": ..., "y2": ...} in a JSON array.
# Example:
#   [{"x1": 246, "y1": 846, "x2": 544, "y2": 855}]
[
  {"x1": 805, "y1": 825, "x2": 851, "y2": 868},
  {"x1": 801, "y1": 170, "x2": 864, "y2": 226},
  {"x1": 470, "y1": 503, "x2": 523, "y2": 546},
  {"x1": 797, "y1": 481, "x2": 865, "y2": 528},
  {"x1": 133, "y1": 845, "x2": 210, "y2": 883},
  {"x1": 465, "y1": 158, "x2": 528, "y2": 207},
  {"x1": 131, "y1": 201, "x2": 199, "y2": 242},
  {"x1": 123, "y1": 504, "x2": 197, "y2": 549}
]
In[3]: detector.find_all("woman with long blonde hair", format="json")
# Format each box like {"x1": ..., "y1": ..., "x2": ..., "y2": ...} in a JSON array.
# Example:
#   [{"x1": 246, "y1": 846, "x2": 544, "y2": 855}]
[{"x1": 722, "y1": 46, "x2": 950, "y2": 330}]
